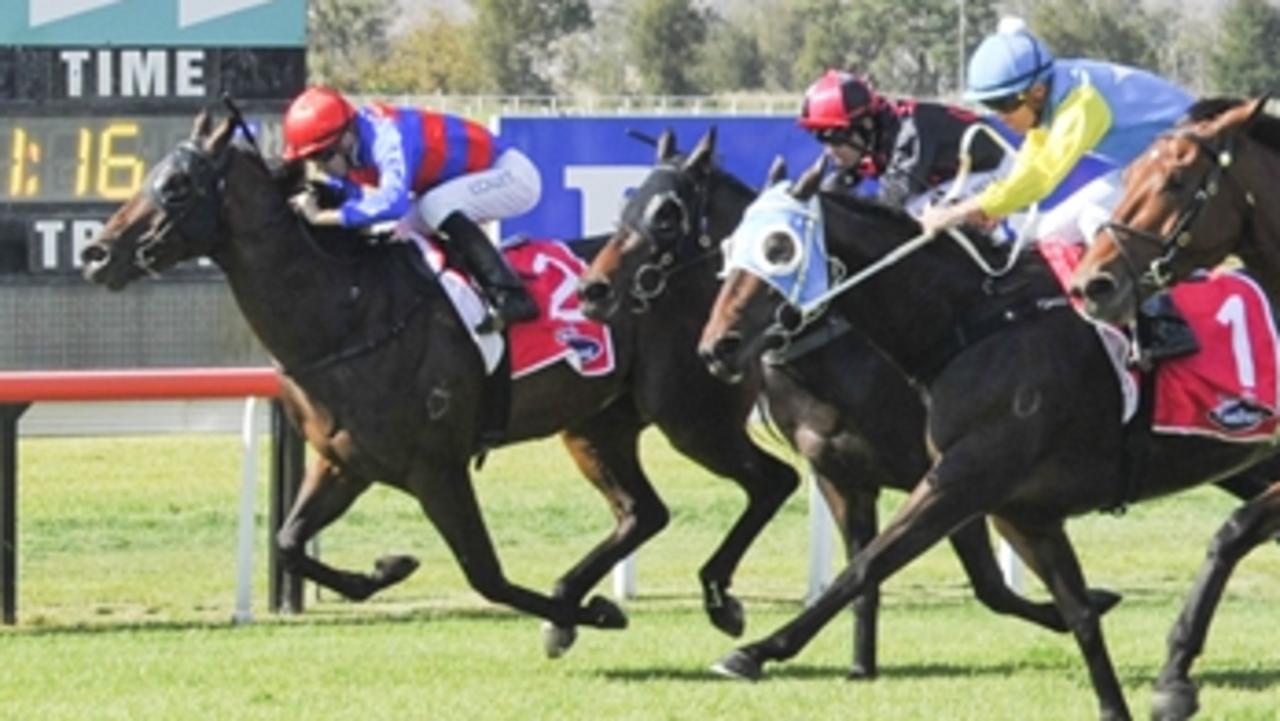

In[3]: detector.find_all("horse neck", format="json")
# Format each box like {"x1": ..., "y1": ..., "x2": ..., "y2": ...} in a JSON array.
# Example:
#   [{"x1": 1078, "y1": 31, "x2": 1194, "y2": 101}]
[
  {"x1": 820, "y1": 201, "x2": 1003, "y2": 379},
  {"x1": 214, "y1": 154, "x2": 363, "y2": 370},
  {"x1": 1236, "y1": 139, "x2": 1280, "y2": 298}
]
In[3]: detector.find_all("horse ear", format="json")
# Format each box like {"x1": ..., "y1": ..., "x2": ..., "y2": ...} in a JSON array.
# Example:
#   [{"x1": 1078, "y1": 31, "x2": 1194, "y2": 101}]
[
  {"x1": 791, "y1": 154, "x2": 827, "y2": 201},
  {"x1": 1246, "y1": 95, "x2": 1275, "y2": 127},
  {"x1": 682, "y1": 126, "x2": 717, "y2": 175},
  {"x1": 656, "y1": 128, "x2": 678, "y2": 163},
  {"x1": 764, "y1": 155, "x2": 788, "y2": 190},
  {"x1": 191, "y1": 110, "x2": 212, "y2": 140}
]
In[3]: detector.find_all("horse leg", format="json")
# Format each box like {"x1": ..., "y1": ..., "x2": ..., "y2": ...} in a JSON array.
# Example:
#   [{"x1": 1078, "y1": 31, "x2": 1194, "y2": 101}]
[
  {"x1": 949, "y1": 518, "x2": 1122, "y2": 633},
  {"x1": 997, "y1": 520, "x2": 1130, "y2": 721},
  {"x1": 660, "y1": 422, "x2": 799, "y2": 638},
  {"x1": 408, "y1": 458, "x2": 627, "y2": 632},
  {"x1": 276, "y1": 457, "x2": 419, "y2": 601},
  {"x1": 541, "y1": 398, "x2": 668, "y2": 657},
  {"x1": 711, "y1": 473, "x2": 983, "y2": 681},
  {"x1": 1151, "y1": 482, "x2": 1280, "y2": 721},
  {"x1": 814, "y1": 477, "x2": 881, "y2": 680}
]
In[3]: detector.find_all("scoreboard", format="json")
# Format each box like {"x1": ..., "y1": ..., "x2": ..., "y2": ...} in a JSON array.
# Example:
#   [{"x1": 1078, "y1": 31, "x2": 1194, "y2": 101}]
[{"x1": 0, "y1": 1, "x2": 306, "y2": 274}]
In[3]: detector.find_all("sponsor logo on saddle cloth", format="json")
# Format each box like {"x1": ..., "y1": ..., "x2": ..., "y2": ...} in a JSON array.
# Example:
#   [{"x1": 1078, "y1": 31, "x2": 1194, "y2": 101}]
[
  {"x1": 407, "y1": 231, "x2": 615, "y2": 379},
  {"x1": 723, "y1": 183, "x2": 830, "y2": 308},
  {"x1": 1039, "y1": 239, "x2": 1280, "y2": 439}
]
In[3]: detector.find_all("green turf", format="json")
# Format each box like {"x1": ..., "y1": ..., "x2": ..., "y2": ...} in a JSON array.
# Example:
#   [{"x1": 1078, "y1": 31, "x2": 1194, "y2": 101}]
[{"x1": 2, "y1": 432, "x2": 1278, "y2": 720}]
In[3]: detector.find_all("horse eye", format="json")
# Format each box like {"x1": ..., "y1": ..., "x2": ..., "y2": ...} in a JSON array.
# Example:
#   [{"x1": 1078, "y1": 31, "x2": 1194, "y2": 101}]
[
  {"x1": 1163, "y1": 173, "x2": 1186, "y2": 194},
  {"x1": 763, "y1": 232, "x2": 797, "y2": 267},
  {"x1": 160, "y1": 172, "x2": 193, "y2": 202}
]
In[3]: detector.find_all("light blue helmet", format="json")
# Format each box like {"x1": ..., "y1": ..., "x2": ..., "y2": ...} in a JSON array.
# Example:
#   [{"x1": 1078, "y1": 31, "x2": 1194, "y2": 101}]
[{"x1": 964, "y1": 25, "x2": 1055, "y2": 102}]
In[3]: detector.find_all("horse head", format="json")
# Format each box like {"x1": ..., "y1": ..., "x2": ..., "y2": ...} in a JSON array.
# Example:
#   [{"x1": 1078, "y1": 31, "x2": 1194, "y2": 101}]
[
  {"x1": 698, "y1": 156, "x2": 826, "y2": 383},
  {"x1": 1073, "y1": 96, "x2": 1280, "y2": 324},
  {"x1": 81, "y1": 111, "x2": 245, "y2": 290},
  {"x1": 578, "y1": 127, "x2": 754, "y2": 321}
]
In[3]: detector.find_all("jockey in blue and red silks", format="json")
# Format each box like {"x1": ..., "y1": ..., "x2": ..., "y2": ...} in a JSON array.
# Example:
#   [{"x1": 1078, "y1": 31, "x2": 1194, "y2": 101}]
[{"x1": 282, "y1": 85, "x2": 540, "y2": 331}]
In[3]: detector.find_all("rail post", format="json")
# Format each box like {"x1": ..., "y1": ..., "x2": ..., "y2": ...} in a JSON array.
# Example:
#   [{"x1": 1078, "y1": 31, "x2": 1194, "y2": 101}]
[
  {"x1": 269, "y1": 400, "x2": 306, "y2": 613},
  {"x1": 1, "y1": 403, "x2": 30, "y2": 625}
]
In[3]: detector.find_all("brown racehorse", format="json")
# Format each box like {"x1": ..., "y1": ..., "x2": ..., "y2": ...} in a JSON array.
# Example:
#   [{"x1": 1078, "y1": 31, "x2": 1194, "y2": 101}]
[
  {"x1": 697, "y1": 160, "x2": 1280, "y2": 721},
  {"x1": 79, "y1": 110, "x2": 801, "y2": 656},
  {"x1": 577, "y1": 128, "x2": 1122, "y2": 679},
  {"x1": 1072, "y1": 96, "x2": 1280, "y2": 720}
]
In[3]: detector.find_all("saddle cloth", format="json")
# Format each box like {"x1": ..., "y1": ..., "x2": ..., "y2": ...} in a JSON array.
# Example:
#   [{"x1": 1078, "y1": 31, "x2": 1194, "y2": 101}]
[
  {"x1": 407, "y1": 232, "x2": 615, "y2": 379},
  {"x1": 1040, "y1": 239, "x2": 1280, "y2": 440}
]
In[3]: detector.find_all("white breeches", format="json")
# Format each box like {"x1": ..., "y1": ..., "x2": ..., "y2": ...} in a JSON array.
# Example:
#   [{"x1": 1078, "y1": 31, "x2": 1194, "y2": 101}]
[
  {"x1": 415, "y1": 148, "x2": 542, "y2": 231},
  {"x1": 1027, "y1": 168, "x2": 1125, "y2": 245}
]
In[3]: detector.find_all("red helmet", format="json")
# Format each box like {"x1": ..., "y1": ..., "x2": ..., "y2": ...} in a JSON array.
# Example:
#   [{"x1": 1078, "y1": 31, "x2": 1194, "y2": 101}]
[
  {"x1": 798, "y1": 71, "x2": 883, "y2": 130},
  {"x1": 282, "y1": 86, "x2": 356, "y2": 161}
]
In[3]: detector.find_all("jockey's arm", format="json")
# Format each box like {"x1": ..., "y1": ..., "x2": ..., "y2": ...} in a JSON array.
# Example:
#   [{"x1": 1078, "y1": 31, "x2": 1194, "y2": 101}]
[
  {"x1": 337, "y1": 120, "x2": 415, "y2": 228},
  {"x1": 877, "y1": 119, "x2": 931, "y2": 209},
  {"x1": 976, "y1": 85, "x2": 1113, "y2": 219},
  {"x1": 921, "y1": 86, "x2": 1111, "y2": 235}
]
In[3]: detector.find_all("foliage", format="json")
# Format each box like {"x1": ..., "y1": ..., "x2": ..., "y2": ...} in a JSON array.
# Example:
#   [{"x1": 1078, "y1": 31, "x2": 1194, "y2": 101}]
[
  {"x1": 1029, "y1": 0, "x2": 1160, "y2": 70},
  {"x1": 360, "y1": 10, "x2": 488, "y2": 94},
  {"x1": 470, "y1": 0, "x2": 594, "y2": 95},
  {"x1": 1208, "y1": 0, "x2": 1280, "y2": 96},
  {"x1": 307, "y1": 0, "x2": 398, "y2": 89},
  {"x1": 625, "y1": 0, "x2": 711, "y2": 94},
  {"x1": 696, "y1": 10, "x2": 766, "y2": 91}
]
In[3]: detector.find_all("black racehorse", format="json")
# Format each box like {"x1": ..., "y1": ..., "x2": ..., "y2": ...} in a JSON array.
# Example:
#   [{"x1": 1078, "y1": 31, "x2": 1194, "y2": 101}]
[
  {"x1": 577, "y1": 128, "x2": 1122, "y2": 678},
  {"x1": 79, "y1": 109, "x2": 801, "y2": 655},
  {"x1": 1073, "y1": 96, "x2": 1280, "y2": 720},
  {"x1": 697, "y1": 159, "x2": 1280, "y2": 721}
]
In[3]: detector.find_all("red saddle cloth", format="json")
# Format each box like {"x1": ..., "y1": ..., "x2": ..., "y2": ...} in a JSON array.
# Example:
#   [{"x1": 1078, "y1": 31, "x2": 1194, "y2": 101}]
[
  {"x1": 1038, "y1": 239, "x2": 1280, "y2": 440},
  {"x1": 503, "y1": 239, "x2": 616, "y2": 379}
]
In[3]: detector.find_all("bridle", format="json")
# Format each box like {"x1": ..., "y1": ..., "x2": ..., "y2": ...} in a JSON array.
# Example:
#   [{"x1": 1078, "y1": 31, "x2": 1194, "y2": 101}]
[
  {"x1": 1098, "y1": 130, "x2": 1255, "y2": 297},
  {"x1": 136, "y1": 138, "x2": 230, "y2": 275},
  {"x1": 624, "y1": 165, "x2": 718, "y2": 310}
]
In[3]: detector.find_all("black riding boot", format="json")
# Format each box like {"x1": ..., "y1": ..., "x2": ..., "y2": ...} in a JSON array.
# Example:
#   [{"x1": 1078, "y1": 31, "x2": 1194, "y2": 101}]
[
  {"x1": 1139, "y1": 290, "x2": 1200, "y2": 362},
  {"x1": 440, "y1": 212, "x2": 539, "y2": 332}
]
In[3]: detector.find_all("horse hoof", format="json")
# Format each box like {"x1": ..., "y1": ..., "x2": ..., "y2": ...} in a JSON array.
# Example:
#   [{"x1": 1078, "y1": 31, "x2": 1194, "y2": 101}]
[
  {"x1": 584, "y1": 595, "x2": 628, "y2": 629},
  {"x1": 1088, "y1": 588, "x2": 1124, "y2": 617},
  {"x1": 541, "y1": 622, "x2": 577, "y2": 659},
  {"x1": 707, "y1": 592, "x2": 745, "y2": 638},
  {"x1": 374, "y1": 555, "x2": 420, "y2": 586},
  {"x1": 710, "y1": 649, "x2": 762, "y2": 682},
  {"x1": 1151, "y1": 679, "x2": 1199, "y2": 721}
]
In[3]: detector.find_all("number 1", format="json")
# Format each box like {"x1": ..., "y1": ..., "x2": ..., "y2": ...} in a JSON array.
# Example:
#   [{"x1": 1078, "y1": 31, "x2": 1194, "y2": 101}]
[{"x1": 1216, "y1": 294, "x2": 1255, "y2": 391}]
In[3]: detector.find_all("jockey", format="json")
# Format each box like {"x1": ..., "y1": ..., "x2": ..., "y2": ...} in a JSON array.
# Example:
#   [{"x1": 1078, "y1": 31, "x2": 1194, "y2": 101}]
[
  {"x1": 798, "y1": 70, "x2": 1007, "y2": 214},
  {"x1": 282, "y1": 85, "x2": 539, "y2": 331},
  {"x1": 919, "y1": 20, "x2": 1196, "y2": 359},
  {"x1": 920, "y1": 20, "x2": 1194, "y2": 245}
]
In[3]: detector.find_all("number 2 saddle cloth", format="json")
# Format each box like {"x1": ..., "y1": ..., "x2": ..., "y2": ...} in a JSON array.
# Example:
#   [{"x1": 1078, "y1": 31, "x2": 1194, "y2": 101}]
[{"x1": 407, "y1": 231, "x2": 615, "y2": 380}]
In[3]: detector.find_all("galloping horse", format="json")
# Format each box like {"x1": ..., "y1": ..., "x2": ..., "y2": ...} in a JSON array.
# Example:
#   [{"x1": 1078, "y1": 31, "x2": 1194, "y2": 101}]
[
  {"x1": 1072, "y1": 96, "x2": 1280, "y2": 720},
  {"x1": 696, "y1": 161, "x2": 1280, "y2": 721},
  {"x1": 80, "y1": 110, "x2": 800, "y2": 654},
  {"x1": 577, "y1": 129, "x2": 1120, "y2": 678}
]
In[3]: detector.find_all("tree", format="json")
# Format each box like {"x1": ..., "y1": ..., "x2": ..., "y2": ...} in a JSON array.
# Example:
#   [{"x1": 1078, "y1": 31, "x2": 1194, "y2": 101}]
[
  {"x1": 696, "y1": 10, "x2": 766, "y2": 91},
  {"x1": 470, "y1": 0, "x2": 594, "y2": 95},
  {"x1": 360, "y1": 10, "x2": 487, "y2": 94},
  {"x1": 1029, "y1": 0, "x2": 1159, "y2": 70},
  {"x1": 626, "y1": 0, "x2": 710, "y2": 94},
  {"x1": 307, "y1": 0, "x2": 397, "y2": 90},
  {"x1": 1208, "y1": 0, "x2": 1280, "y2": 95}
]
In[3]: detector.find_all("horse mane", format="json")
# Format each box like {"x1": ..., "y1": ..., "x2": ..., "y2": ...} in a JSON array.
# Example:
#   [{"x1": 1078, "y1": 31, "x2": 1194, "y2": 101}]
[
  {"x1": 819, "y1": 190, "x2": 922, "y2": 233},
  {"x1": 1183, "y1": 96, "x2": 1280, "y2": 154}
]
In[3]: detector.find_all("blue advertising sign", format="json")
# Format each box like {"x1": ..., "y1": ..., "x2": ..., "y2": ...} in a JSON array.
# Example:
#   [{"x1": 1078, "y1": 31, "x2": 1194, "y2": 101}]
[
  {"x1": 495, "y1": 115, "x2": 1112, "y2": 241},
  {"x1": 496, "y1": 116, "x2": 820, "y2": 241},
  {"x1": 0, "y1": 0, "x2": 306, "y2": 47}
]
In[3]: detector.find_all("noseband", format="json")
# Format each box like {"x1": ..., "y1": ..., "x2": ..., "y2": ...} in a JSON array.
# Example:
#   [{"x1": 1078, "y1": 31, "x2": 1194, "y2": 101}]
[
  {"x1": 137, "y1": 139, "x2": 228, "y2": 273},
  {"x1": 1099, "y1": 131, "x2": 1254, "y2": 294}
]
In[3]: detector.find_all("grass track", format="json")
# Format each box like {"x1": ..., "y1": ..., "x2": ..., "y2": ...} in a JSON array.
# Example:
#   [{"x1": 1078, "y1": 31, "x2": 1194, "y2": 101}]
[{"x1": 2, "y1": 432, "x2": 1278, "y2": 720}]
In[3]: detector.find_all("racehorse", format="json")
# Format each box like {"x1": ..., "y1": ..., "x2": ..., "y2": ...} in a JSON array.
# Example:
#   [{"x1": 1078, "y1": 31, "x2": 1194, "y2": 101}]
[
  {"x1": 1071, "y1": 95, "x2": 1280, "y2": 720},
  {"x1": 576, "y1": 128, "x2": 1122, "y2": 679},
  {"x1": 79, "y1": 109, "x2": 801, "y2": 655},
  {"x1": 696, "y1": 159, "x2": 1280, "y2": 721}
]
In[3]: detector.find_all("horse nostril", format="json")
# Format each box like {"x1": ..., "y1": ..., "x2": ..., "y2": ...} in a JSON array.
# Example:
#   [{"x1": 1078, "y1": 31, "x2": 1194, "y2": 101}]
[
  {"x1": 711, "y1": 334, "x2": 742, "y2": 362},
  {"x1": 1082, "y1": 273, "x2": 1118, "y2": 303},
  {"x1": 579, "y1": 279, "x2": 611, "y2": 304}
]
